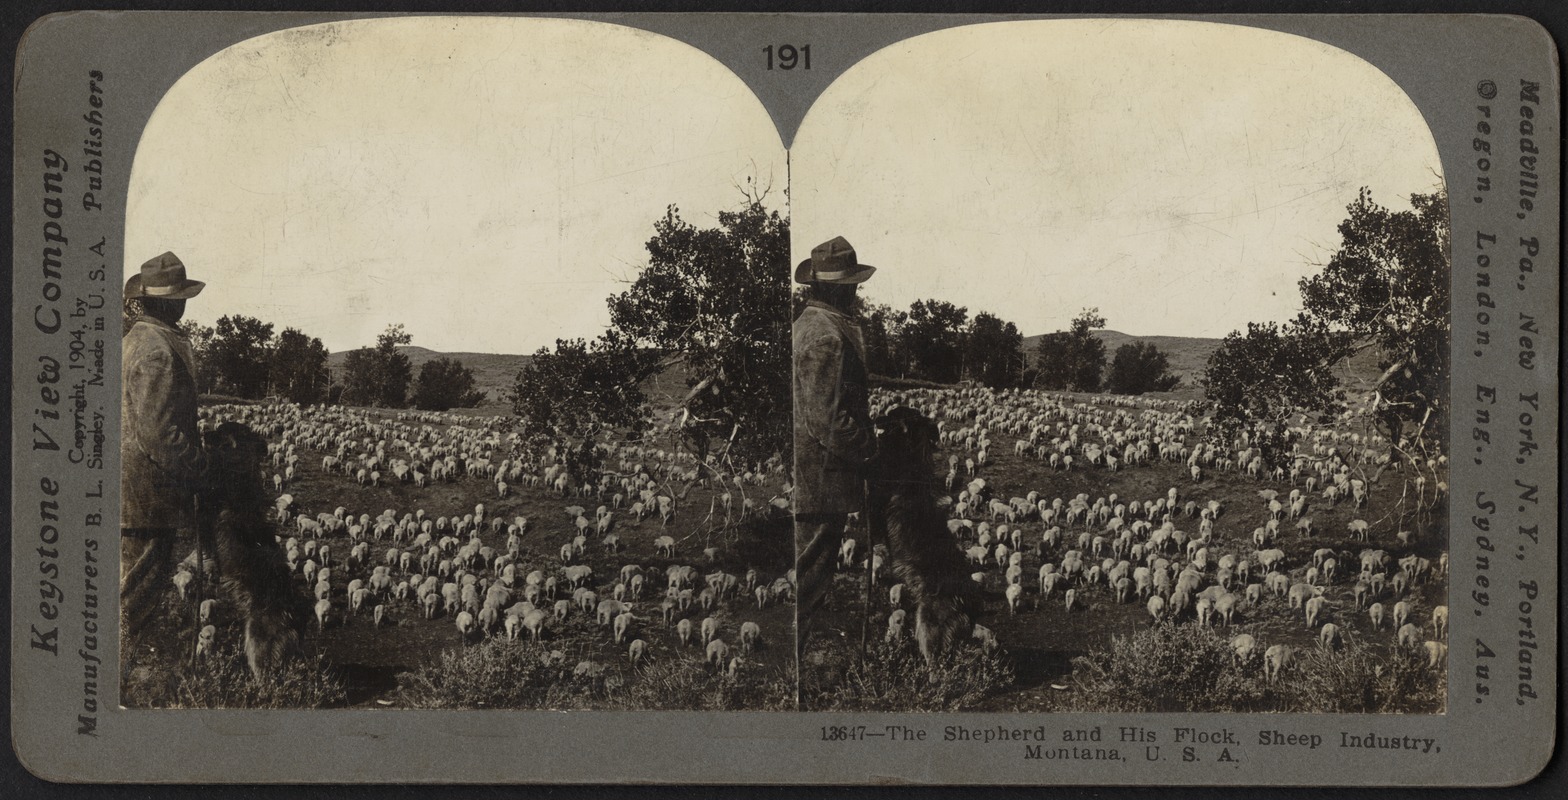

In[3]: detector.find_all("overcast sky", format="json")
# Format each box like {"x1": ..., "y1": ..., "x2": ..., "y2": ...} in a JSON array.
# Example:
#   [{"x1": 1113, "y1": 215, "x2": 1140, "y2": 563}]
[
  {"x1": 127, "y1": 17, "x2": 784, "y2": 354},
  {"x1": 792, "y1": 19, "x2": 1445, "y2": 339}
]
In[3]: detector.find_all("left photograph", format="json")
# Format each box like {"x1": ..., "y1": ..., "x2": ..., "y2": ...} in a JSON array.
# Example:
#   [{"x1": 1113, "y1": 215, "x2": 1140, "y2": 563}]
[{"x1": 119, "y1": 17, "x2": 795, "y2": 710}]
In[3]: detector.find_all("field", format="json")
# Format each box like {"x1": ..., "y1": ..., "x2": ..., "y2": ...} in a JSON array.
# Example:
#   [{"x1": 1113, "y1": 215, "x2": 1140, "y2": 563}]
[
  {"x1": 801, "y1": 386, "x2": 1449, "y2": 713},
  {"x1": 122, "y1": 399, "x2": 795, "y2": 710}
]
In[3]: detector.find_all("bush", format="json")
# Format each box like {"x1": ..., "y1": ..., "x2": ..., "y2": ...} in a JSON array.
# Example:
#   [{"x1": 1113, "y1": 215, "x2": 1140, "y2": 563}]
[
  {"x1": 1067, "y1": 623, "x2": 1446, "y2": 713},
  {"x1": 396, "y1": 639, "x2": 793, "y2": 710},
  {"x1": 1069, "y1": 622, "x2": 1263, "y2": 712},
  {"x1": 124, "y1": 638, "x2": 346, "y2": 709},
  {"x1": 803, "y1": 638, "x2": 1015, "y2": 711},
  {"x1": 1273, "y1": 638, "x2": 1446, "y2": 714}
]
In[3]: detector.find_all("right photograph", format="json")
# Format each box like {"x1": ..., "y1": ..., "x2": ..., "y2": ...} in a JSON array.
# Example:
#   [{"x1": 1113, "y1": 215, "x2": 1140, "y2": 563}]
[{"x1": 790, "y1": 19, "x2": 1451, "y2": 713}]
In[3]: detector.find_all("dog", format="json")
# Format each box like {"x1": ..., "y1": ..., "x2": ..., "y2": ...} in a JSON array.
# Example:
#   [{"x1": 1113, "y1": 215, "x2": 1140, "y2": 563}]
[
  {"x1": 867, "y1": 406, "x2": 983, "y2": 665},
  {"x1": 197, "y1": 421, "x2": 311, "y2": 680}
]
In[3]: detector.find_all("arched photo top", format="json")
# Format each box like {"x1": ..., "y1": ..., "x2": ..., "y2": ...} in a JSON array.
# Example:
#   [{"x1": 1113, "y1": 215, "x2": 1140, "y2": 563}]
[
  {"x1": 791, "y1": 18, "x2": 1445, "y2": 342},
  {"x1": 125, "y1": 16, "x2": 785, "y2": 355}
]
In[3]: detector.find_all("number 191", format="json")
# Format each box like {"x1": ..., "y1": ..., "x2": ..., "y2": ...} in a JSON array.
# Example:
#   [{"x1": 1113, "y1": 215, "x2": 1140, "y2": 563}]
[{"x1": 764, "y1": 44, "x2": 810, "y2": 71}]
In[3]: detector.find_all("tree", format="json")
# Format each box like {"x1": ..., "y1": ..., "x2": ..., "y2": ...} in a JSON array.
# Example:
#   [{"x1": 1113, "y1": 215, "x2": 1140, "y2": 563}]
[
  {"x1": 900, "y1": 299, "x2": 969, "y2": 383},
  {"x1": 179, "y1": 320, "x2": 218, "y2": 395},
  {"x1": 1298, "y1": 187, "x2": 1450, "y2": 445},
  {"x1": 1107, "y1": 341, "x2": 1181, "y2": 395},
  {"x1": 412, "y1": 356, "x2": 487, "y2": 411},
  {"x1": 857, "y1": 300, "x2": 908, "y2": 378},
  {"x1": 514, "y1": 193, "x2": 791, "y2": 474},
  {"x1": 1034, "y1": 308, "x2": 1107, "y2": 392},
  {"x1": 340, "y1": 324, "x2": 414, "y2": 408},
  {"x1": 964, "y1": 312, "x2": 1026, "y2": 388},
  {"x1": 1200, "y1": 317, "x2": 1348, "y2": 467},
  {"x1": 1201, "y1": 186, "x2": 1450, "y2": 467},
  {"x1": 269, "y1": 328, "x2": 331, "y2": 404},
  {"x1": 606, "y1": 195, "x2": 791, "y2": 467},
  {"x1": 513, "y1": 338, "x2": 653, "y2": 448},
  {"x1": 207, "y1": 315, "x2": 275, "y2": 398}
]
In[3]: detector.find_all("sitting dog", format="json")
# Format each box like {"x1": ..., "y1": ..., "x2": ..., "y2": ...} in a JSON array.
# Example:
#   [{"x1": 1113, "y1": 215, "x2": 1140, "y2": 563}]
[
  {"x1": 198, "y1": 421, "x2": 310, "y2": 679},
  {"x1": 867, "y1": 406, "x2": 983, "y2": 664}
]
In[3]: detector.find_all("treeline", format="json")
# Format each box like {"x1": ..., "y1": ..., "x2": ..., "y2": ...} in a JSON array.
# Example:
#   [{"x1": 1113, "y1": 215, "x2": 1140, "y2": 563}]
[
  {"x1": 853, "y1": 299, "x2": 1179, "y2": 396},
  {"x1": 175, "y1": 317, "x2": 484, "y2": 411}
]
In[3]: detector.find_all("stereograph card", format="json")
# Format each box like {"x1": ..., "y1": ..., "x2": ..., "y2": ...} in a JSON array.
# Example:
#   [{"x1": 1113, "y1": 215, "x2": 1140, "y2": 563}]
[{"x1": 8, "y1": 8, "x2": 1560, "y2": 786}]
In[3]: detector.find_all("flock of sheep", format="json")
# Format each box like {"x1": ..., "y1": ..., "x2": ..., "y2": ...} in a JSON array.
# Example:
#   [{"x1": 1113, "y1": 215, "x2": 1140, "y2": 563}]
[
  {"x1": 186, "y1": 402, "x2": 794, "y2": 698},
  {"x1": 838, "y1": 386, "x2": 1450, "y2": 692}
]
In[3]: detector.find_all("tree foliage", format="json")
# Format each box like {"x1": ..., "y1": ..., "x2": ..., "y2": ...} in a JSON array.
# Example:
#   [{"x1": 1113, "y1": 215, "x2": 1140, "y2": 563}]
[
  {"x1": 1201, "y1": 318, "x2": 1348, "y2": 466},
  {"x1": 179, "y1": 320, "x2": 218, "y2": 395},
  {"x1": 1034, "y1": 308, "x2": 1107, "y2": 392},
  {"x1": 340, "y1": 324, "x2": 414, "y2": 408},
  {"x1": 901, "y1": 299, "x2": 969, "y2": 384},
  {"x1": 269, "y1": 328, "x2": 331, "y2": 405},
  {"x1": 964, "y1": 312, "x2": 1026, "y2": 388},
  {"x1": 1203, "y1": 186, "x2": 1449, "y2": 459},
  {"x1": 513, "y1": 194, "x2": 791, "y2": 470},
  {"x1": 207, "y1": 315, "x2": 275, "y2": 398},
  {"x1": 607, "y1": 197, "x2": 791, "y2": 466},
  {"x1": 1299, "y1": 187, "x2": 1450, "y2": 443},
  {"x1": 857, "y1": 300, "x2": 909, "y2": 379},
  {"x1": 412, "y1": 356, "x2": 487, "y2": 411},
  {"x1": 513, "y1": 338, "x2": 651, "y2": 444},
  {"x1": 1107, "y1": 341, "x2": 1181, "y2": 395}
]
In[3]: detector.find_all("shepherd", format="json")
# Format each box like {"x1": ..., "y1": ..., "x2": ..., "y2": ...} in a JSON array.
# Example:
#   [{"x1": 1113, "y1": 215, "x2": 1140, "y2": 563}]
[
  {"x1": 121, "y1": 251, "x2": 208, "y2": 646},
  {"x1": 792, "y1": 236, "x2": 879, "y2": 671}
]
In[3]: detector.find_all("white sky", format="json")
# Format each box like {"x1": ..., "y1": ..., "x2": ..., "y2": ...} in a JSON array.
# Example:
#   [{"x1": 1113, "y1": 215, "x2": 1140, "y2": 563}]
[
  {"x1": 792, "y1": 19, "x2": 1445, "y2": 338},
  {"x1": 127, "y1": 17, "x2": 785, "y2": 354}
]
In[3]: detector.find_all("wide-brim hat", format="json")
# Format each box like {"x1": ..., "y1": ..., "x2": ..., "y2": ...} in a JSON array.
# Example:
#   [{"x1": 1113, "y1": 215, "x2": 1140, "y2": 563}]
[
  {"x1": 795, "y1": 235, "x2": 876, "y2": 285},
  {"x1": 126, "y1": 251, "x2": 204, "y2": 300}
]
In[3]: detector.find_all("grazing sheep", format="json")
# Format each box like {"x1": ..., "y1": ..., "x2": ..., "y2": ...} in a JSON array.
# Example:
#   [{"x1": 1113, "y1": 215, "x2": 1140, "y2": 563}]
[
  {"x1": 628, "y1": 639, "x2": 647, "y2": 665},
  {"x1": 1397, "y1": 623, "x2": 1421, "y2": 648},
  {"x1": 701, "y1": 616, "x2": 720, "y2": 644},
  {"x1": 1230, "y1": 633, "x2": 1257, "y2": 664},
  {"x1": 1393, "y1": 600, "x2": 1412, "y2": 631},
  {"x1": 523, "y1": 609, "x2": 546, "y2": 642},
  {"x1": 314, "y1": 598, "x2": 332, "y2": 629},
  {"x1": 1005, "y1": 583, "x2": 1024, "y2": 614},
  {"x1": 676, "y1": 618, "x2": 694, "y2": 646},
  {"x1": 1368, "y1": 602, "x2": 1386, "y2": 630},
  {"x1": 199, "y1": 598, "x2": 219, "y2": 625},
  {"x1": 1304, "y1": 595, "x2": 1328, "y2": 629},
  {"x1": 1431, "y1": 605, "x2": 1449, "y2": 639},
  {"x1": 455, "y1": 611, "x2": 477, "y2": 641},
  {"x1": 1264, "y1": 644, "x2": 1294, "y2": 682},
  {"x1": 705, "y1": 639, "x2": 729, "y2": 668},
  {"x1": 196, "y1": 625, "x2": 217, "y2": 659},
  {"x1": 740, "y1": 621, "x2": 762, "y2": 652},
  {"x1": 1195, "y1": 597, "x2": 1213, "y2": 627},
  {"x1": 1423, "y1": 640, "x2": 1447, "y2": 669},
  {"x1": 1319, "y1": 622, "x2": 1343, "y2": 650},
  {"x1": 1146, "y1": 595, "x2": 1166, "y2": 623},
  {"x1": 886, "y1": 609, "x2": 907, "y2": 641},
  {"x1": 613, "y1": 611, "x2": 634, "y2": 644}
]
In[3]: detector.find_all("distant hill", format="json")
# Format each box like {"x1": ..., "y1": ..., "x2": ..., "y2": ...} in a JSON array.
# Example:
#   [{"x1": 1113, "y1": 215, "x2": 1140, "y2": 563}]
[
  {"x1": 326, "y1": 346, "x2": 531, "y2": 404},
  {"x1": 1023, "y1": 330, "x2": 1386, "y2": 400}
]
